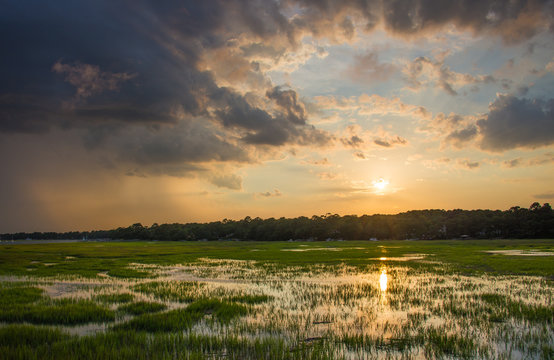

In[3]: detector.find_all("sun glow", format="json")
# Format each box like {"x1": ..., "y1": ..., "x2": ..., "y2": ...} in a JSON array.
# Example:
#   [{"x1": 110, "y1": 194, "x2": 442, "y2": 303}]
[{"x1": 373, "y1": 178, "x2": 389, "y2": 192}]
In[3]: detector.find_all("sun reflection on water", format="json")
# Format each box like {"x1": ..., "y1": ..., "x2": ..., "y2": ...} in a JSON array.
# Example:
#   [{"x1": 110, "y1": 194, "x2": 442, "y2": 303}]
[{"x1": 379, "y1": 269, "x2": 388, "y2": 292}]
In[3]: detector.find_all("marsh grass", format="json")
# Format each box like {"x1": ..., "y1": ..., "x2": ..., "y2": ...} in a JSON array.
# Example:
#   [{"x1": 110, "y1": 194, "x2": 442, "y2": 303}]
[
  {"x1": 0, "y1": 239, "x2": 552, "y2": 359},
  {"x1": 0, "y1": 298, "x2": 115, "y2": 325},
  {"x1": 2, "y1": 239, "x2": 553, "y2": 279},
  {"x1": 186, "y1": 298, "x2": 248, "y2": 324},
  {"x1": 114, "y1": 308, "x2": 197, "y2": 332},
  {"x1": 117, "y1": 301, "x2": 167, "y2": 315},
  {"x1": 114, "y1": 298, "x2": 247, "y2": 333},
  {"x1": 479, "y1": 293, "x2": 554, "y2": 323},
  {"x1": 133, "y1": 281, "x2": 204, "y2": 302},
  {"x1": 107, "y1": 268, "x2": 151, "y2": 279},
  {"x1": 0, "y1": 284, "x2": 115, "y2": 325},
  {"x1": 0, "y1": 324, "x2": 70, "y2": 348},
  {"x1": 95, "y1": 293, "x2": 134, "y2": 304},
  {"x1": 228, "y1": 294, "x2": 272, "y2": 304},
  {"x1": 422, "y1": 327, "x2": 478, "y2": 359},
  {"x1": 0, "y1": 285, "x2": 43, "y2": 305},
  {"x1": 0, "y1": 326, "x2": 334, "y2": 360}
]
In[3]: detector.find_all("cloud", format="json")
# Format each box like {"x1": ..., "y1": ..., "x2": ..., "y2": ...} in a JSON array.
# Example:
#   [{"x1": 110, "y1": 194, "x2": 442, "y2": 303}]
[
  {"x1": 239, "y1": 42, "x2": 328, "y2": 74},
  {"x1": 209, "y1": 173, "x2": 243, "y2": 190},
  {"x1": 339, "y1": 124, "x2": 408, "y2": 151},
  {"x1": 402, "y1": 56, "x2": 495, "y2": 95},
  {"x1": 456, "y1": 159, "x2": 480, "y2": 170},
  {"x1": 1, "y1": 0, "x2": 552, "y2": 180},
  {"x1": 423, "y1": 157, "x2": 480, "y2": 171},
  {"x1": 503, "y1": 158, "x2": 524, "y2": 168},
  {"x1": 478, "y1": 95, "x2": 554, "y2": 151},
  {"x1": 256, "y1": 189, "x2": 282, "y2": 198},
  {"x1": 286, "y1": 0, "x2": 552, "y2": 44},
  {"x1": 213, "y1": 86, "x2": 333, "y2": 147},
  {"x1": 422, "y1": 157, "x2": 451, "y2": 170},
  {"x1": 444, "y1": 125, "x2": 478, "y2": 148},
  {"x1": 344, "y1": 51, "x2": 396, "y2": 84},
  {"x1": 374, "y1": 135, "x2": 407, "y2": 148},
  {"x1": 1, "y1": 1, "x2": 335, "y2": 160},
  {"x1": 115, "y1": 119, "x2": 250, "y2": 169},
  {"x1": 315, "y1": 94, "x2": 430, "y2": 120},
  {"x1": 266, "y1": 86, "x2": 307, "y2": 125},
  {"x1": 52, "y1": 61, "x2": 135, "y2": 103},
  {"x1": 379, "y1": 0, "x2": 551, "y2": 43},
  {"x1": 317, "y1": 172, "x2": 340, "y2": 180},
  {"x1": 502, "y1": 152, "x2": 554, "y2": 167},
  {"x1": 534, "y1": 193, "x2": 554, "y2": 200},
  {"x1": 547, "y1": 59, "x2": 554, "y2": 73},
  {"x1": 303, "y1": 158, "x2": 330, "y2": 166},
  {"x1": 341, "y1": 135, "x2": 364, "y2": 148},
  {"x1": 353, "y1": 152, "x2": 370, "y2": 160},
  {"x1": 419, "y1": 111, "x2": 481, "y2": 150}
]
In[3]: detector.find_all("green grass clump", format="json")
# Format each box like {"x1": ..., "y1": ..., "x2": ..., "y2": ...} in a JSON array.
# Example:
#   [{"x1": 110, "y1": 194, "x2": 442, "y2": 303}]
[
  {"x1": 95, "y1": 293, "x2": 134, "y2": 304},
  {"x1": 186, "y1": 298, "x2": 248, "y2": 324},
  {"x1": 0, "y1": 285, "x2": 44, "y2": 305},
  {"x1": 0, "y1": 298, "x2": 115, "y2": 325},
  {"x1": 118, "y1": 301, "x2": 167, "y2": 315},
  {"x1": 107, "y1": 268, "x2": 151, "y2": 279},
  {"x1": 228, "y1": 294, "x2": 272, "y2": 304},
  {"x1": 0, "y1": 328, "x2": 329, "y2": 360},
  {"x1": 0, "y1": 285, "x2": 114, "y2": 325},
  {"x1": 480, "y1": 293, "x2": 554, "y2": 323},
  {"x1": 423, "y1": 328, "x2": 477, "y2": 359},
  {"x1": 114, "y1": 308, "x2": 202, "y2": 332},
  {"x1": 542, "y1": 345, "x2": 554, "y2": 359},
  {"x1": 0, "y1": 324, "x2": 71, "y2": 348},
  {"x1": 115, "y1": 298, "x2": 247, "y2": 332},
  {"x1": 133, "y1": 281, "x2": 203, "y2": 302}
]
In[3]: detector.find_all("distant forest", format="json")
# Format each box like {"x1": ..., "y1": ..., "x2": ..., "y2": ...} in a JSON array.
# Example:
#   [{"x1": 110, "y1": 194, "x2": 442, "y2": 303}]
[{"x1": 2, "y1": 203, "x2": 553, "y2": 241}]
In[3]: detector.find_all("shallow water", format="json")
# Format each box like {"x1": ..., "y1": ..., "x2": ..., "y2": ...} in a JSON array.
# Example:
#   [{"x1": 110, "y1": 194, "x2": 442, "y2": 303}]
[
  {"x1": 2, "y1": 256, "x2": 552, "y2": 359},
  {"x1": 486, "y1": 249, "x2": 554, "y2": 256}
]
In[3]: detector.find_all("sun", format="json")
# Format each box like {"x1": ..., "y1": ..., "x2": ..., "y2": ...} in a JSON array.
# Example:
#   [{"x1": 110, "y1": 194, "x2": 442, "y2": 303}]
[{"x1": 372, "y1": 178, "x2": 389, "y2": 192}]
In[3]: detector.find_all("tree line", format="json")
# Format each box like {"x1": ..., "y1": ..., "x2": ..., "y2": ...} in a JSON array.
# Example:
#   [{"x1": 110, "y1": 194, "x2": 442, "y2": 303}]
[{"x1": 2, "y1": 203, "x2": 553, "y2": 241}]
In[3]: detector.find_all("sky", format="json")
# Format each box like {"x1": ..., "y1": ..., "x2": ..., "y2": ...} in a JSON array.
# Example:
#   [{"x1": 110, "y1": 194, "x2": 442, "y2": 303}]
[{"x1": 1, "y1": 0, "x2": 554, "y2": 232}]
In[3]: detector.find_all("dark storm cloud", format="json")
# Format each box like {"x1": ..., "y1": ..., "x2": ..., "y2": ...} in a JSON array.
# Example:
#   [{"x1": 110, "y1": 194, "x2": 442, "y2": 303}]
[
  {"x1": 213, "y1": 86, "x2": 332, "y2": 146},
  {"x1": 1, "y1": 0, "x2": 552, "y2": 171},
  {"x1": 116, "y1": 121, "x2": 250, "y2": 167},
  {"x1": 266, "y1": 86, "x2": 307, "y2": 125},
  {"x1": 380, "y1": 0, "x2": 549, "y2": 42},
  {"x1": 52, "y1": 61, "x2": 135, "y2": 102},
  {"x1": 1, "y1": 1, "x2": 214, "y2": 131},
  {"x1": 286, "y1": 0, "x2": 553, "y2": 43},
  {"x1": 478, "y1": 95, "x2": 554, "y2": 151},
  {"x1": 0, "y1": 0, "x2": 335, "y2": 173}
]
